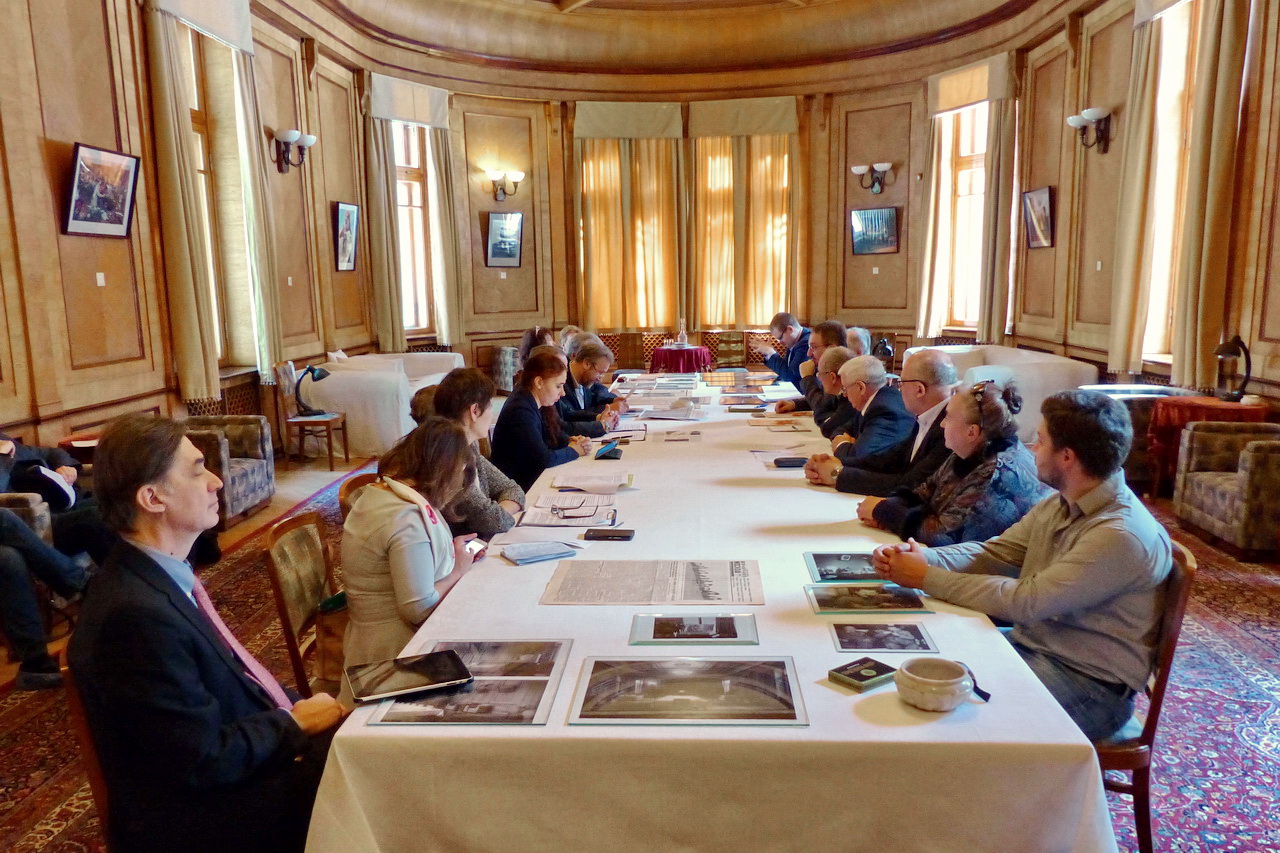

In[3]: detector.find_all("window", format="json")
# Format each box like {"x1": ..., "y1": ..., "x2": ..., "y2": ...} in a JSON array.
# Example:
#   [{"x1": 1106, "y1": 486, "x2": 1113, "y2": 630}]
[
  {"x1": 392, "y1": 122, "x2": 435, "y2": 333},
  {"x1": 945, "y1": 102, "x2": 988, "y2": 328}
]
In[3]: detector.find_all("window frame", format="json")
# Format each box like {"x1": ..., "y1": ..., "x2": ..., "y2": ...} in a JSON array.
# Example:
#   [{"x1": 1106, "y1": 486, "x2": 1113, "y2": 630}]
[
  {"x1": 943, "y1": 102, "x2": 988, "y2": 330},
  {"x1": 392, "y1": 121, "x2": 436, "y2": 335}
]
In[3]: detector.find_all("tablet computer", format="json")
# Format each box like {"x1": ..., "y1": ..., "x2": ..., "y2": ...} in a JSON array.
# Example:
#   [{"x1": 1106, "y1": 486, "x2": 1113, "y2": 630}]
[{"x1": 346, "y1": 650, "x2": 473, "y2": 704}]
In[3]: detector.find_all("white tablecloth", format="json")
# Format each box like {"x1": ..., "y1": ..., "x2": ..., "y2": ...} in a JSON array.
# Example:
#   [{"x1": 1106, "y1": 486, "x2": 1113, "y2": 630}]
[{"x1": 307, "y1": 384, "x2": 1118, "y2": 853}]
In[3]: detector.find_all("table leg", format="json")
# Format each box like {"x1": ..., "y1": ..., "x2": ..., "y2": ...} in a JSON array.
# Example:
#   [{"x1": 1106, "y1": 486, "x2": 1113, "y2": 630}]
[
  {"x1": 341, "y1": 422, "x2": 349, "y2": 463},
  {"x1": 326, "y1": 424, "x2": 335, "y2": 471},
  {"x1": 282, "y1": 426, "x2": 291, "y2": 472}
]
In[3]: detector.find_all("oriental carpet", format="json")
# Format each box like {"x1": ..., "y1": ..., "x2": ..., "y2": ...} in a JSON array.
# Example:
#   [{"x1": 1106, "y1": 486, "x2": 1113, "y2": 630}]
[{"x1": 0, "y1": 488, "x2": 1277, "y2": 852}]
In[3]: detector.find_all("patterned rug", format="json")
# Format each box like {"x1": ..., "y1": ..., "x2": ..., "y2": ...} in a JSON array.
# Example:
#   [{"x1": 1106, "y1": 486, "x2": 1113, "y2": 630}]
[{"x1": 0, "y1": 492, "x2": 1277, "y2": 851}]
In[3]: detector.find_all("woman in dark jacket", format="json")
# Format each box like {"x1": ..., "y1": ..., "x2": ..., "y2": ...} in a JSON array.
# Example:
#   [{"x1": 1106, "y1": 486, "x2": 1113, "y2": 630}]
[
  {"x1": 491, "y1": 351, "x2": 590, "y2": 491},
  {"x1": 858, "y1": 380, "x2": 1051, "y2": 546}
]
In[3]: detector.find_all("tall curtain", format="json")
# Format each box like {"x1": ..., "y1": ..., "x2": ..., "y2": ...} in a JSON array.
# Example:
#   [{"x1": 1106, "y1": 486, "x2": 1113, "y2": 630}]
[
  {"x1": 691, "y1": 137, "x2": 737, "y2": 328},
  {"x1": 364, "y1": 116, "x2": 407, "y2": 352},
  {"x1": 742, "y1": 134, "x2": 792, "y2": 327},
  {"x1": 232, "y1": 51, "x2": 284, "y2": 373},
  {"x1": 977, "y1": 96, "x2": 1018, "y2": 345},
  {"x1": 917, "y1": 116, "x2": 953, "y2": 338},
  {"x1": 1172, "y1": 0, "x2": 1251, "y2": 389},
  {"x1": 1108, "y1": 21, "x2": 1164, "y2": 376},
  {"x1": 574, "y1": 138, "x2": 679, "y2": 331},
  {"x1": 426, "y1": 127, "x2": 463, "y2": 345},
  {"x1": 143, "y1": 8, "x2": 220, "y2": 401}
]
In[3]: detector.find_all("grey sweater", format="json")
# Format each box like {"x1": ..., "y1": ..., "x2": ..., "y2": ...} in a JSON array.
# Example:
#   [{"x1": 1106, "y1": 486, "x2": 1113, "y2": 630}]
[
  {"x1": 449, "y1": 454, "x2": 526, "y2": 539},
  {"x1": 920, "y1": 473, "x2": 1171, "y2": 691}
]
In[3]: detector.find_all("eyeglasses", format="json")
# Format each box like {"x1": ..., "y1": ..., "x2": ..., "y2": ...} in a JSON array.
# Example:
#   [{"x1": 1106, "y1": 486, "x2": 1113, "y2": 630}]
[
  {"x1": 970, "y1": 380, "x2": 992, "y2": 427},
  {"x1": 898, "y1": 379, "x2": 928, "y2": 391}
]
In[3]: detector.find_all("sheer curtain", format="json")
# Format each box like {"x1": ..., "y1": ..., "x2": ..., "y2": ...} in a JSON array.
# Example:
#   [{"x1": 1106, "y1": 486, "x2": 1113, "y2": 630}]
[
  {"x1": 364, "y1": 116, "x2": 407, "y2": 352},
  {"x1": 977, "y1": 95, "x2": 1018, "y2": 345},
  {"x1": 917, "y1": 116, "x2": 954, "y2": 339},
  {"x1": 692, "y1": 137, "x2": 736, "y2": 328},
  {"x1": 427, "y1": 127, "x2": 463, "y2": 345}
]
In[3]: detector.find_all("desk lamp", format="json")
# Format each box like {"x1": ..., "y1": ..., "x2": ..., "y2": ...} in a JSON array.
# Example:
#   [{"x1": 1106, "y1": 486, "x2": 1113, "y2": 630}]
[
  {"x1": 294, "y1": 364, "x2": 331, "y2": 416},
  {"x1": 1213, "y1": 335, "x2": 1251, "y2": 402}
]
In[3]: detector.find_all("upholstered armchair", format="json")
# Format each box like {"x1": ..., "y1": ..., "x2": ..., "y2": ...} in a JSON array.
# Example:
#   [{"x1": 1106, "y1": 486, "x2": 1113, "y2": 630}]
[
  {"x1": 0, "y1": 491, "x2": 52, "y2": 542},
  {"x1": 185, "y1": 416, "x2": 276, "y2": 529},
  {"x1": 1173, "y1": 422, "x2": 1280, "y2": 555}
]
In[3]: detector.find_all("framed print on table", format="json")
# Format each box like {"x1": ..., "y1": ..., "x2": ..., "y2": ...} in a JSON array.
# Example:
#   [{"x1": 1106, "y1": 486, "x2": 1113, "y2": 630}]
[
  {"x1": 1022, "y1": 187, "x2": 1054, "y2": 249},
  {"x1": 486, "y1": 211, "x2": 523, "y2": 268},
  {"x1": 334, "y1": 202, "x2": 360, "y2": 271},
  {"x1": 62, "y1": 143, "x2": 141, "y2": 238},
  {"x1": 850, "y1": 207, "x2": 898, "y2": 255}
]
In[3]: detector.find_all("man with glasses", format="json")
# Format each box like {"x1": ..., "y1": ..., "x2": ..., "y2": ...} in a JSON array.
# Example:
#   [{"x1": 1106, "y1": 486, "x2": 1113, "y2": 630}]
[
  {"x1": 774, "y1": 320, "x2": 847, "y2": 421},
  {"x1": 805, "y1": 356, "x2": 914, "y2": 477},
  {"x1": 751, "y1": 312, "x2": 810, "y2": 393},
  {"x1": 872, "y1": 391, "x2": 1172, "y2": 741}
]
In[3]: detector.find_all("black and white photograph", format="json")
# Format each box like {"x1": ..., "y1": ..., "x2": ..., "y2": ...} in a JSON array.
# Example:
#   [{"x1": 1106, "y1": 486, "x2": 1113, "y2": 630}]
[
  {"x1": 63, "y1": 143, "x2": 141, "y2": 238},
  {"x1": 804, "y1": 551, "x2": 879, "y2": 583},
  {"x1": 334, "y1": 201, "x2": 360, "y2": 270},
  {"x1": 829, "y1": 622, "x2": 938, "y2": 653},
  {"x1": 569, "y1": 657, "x2": 807, "y2": 725},
  {"x1": 629, "y1": 613, "x2": 759, "y2": 645},
  {"x1": 431, "y1": 640, "x2": 567, "y2": 677},
  {"x1": 850, "y1": 207, "x2": 899, "y2": 255},
  {"x1": 375, "y1": 678, "x2": 549, "y2": 724},
  {"x1": 1022, "y1": 186, "x2": 1054, "y2": 249},
  {"x1": 805, "y1": 583, "x2": 929, "y2": 614},
  {"x1": 486, "y1": 211, "x2": 523, "y2": 267}
]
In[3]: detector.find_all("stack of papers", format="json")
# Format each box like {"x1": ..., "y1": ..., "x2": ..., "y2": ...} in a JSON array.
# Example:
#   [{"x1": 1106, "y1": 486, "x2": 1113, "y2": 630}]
[
  {"x1": 520, "y1": 507, "x2": 619, "y2": 527},
  {"x1": 551, "y1": 473, "x2": 635, "y2": 493}
]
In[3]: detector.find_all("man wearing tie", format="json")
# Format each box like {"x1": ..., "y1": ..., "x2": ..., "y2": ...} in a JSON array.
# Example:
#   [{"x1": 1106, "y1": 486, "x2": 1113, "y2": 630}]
[{"x1": 68, "y1": 415, "x2": 344, "y2": 853}]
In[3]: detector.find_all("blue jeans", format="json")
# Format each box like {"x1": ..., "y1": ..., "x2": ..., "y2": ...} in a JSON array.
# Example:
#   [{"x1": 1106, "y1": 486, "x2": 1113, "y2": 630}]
[
  {"x1": 1013, "y1": 642, "x2": 1135, "y2": 741},
  {"x1": 0, "y1": 508, "x2": 87, "y2": 664}
]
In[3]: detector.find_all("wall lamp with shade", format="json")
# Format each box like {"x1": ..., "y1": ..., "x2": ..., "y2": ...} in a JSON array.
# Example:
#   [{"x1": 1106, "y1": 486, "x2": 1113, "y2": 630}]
[
  {"x1": 1066, "y1": 108, "x2": 1111, "y2": 153},
  {"x1": 1214, "y1": 335, "x2": 1252, "y2": 402},
  {"x1": 851, "y1": 162, "x2": 894, "y2": 194},
  {"x1": 294, "y1": 364, "x2": 331, "y2": 416},
  {"x1": 486, "y1": 170, "x2": 525, "y2": 201},
  {"x1": 274, "y1": 129, "x2": 317, "y2": 173}
]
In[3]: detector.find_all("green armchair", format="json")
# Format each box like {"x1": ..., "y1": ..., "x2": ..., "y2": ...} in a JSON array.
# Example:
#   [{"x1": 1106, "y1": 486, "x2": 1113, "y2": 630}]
[{"x1": 1173, "y1": 421, "x2": 1280, "y2": 555}]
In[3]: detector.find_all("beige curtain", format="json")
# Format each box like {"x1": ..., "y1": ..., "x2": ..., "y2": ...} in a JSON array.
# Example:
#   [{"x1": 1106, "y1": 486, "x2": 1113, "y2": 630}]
[
  {"x1": 144, "y1": 8, "x2": 220, "y2": 401},
  {"x1": 743, "y1": 134, "x2": 792, "y2": 327},
  {"x1": 365, "y1": 116, "x2": 407, "y2": 352},
  {"x1": 1172, "y1": 0, "x2": 1251, "y2": 389},
  {"x1": 691, "y1": 137, "x2": 737, "y2": 328},
  {"x1": 917, "y1": 116, "x2": 953, "y2": 339},
  {"x1": 1108, "y1": 22, "x2": 1164, "y2": 376},
  {"x1": 574, "y1": 138, "x2": 679, "y2": 331},
  {"x1": 977, "y1": 96, "x2": 1017, "y2": 345},
  {"x1": 233, "y1": 51, "x2": 284, "y2": 373},
  {"x1": 426, "y1": 127, "x2": 463, "y2": 345}
]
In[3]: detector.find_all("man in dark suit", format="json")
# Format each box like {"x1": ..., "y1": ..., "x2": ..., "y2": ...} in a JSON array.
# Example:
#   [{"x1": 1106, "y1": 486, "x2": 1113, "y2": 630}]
[
  {"x1": 558, "y1": 339, "x2": 626, "y2": 438},
  {"x1": 807, "y1": 349, "x2": 958, "y2": 495},
  {"x1": 68, "y1": 415, "x2": 344, "y2": 853},
  {"x1": 751, "y1": 312, "x2": 811, "y2": 393},
  {"x1": 805, "y1": 355, "x2": 915, "y2": 477},
  {"x1": 774, "y1": 320, "x2": 847, "y2": 423}
]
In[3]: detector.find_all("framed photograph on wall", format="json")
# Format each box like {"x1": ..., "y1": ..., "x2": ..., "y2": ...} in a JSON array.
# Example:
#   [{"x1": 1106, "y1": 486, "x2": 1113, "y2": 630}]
[
  {"x1": 1022, "y1": 187, "x2": 1054, "y2": 249},
  {"x1": 850, "y1": 207, "x2": 898, "y2": 255},
  {"x1": 334, "y1": 201, "x2": 360, "y2": 271},
  {"x1": 62, "y1": 143, "x2": 141, "y2": 238},
  {"x1": 486, "y1": 212, "x2": 523, "y2": 268}
]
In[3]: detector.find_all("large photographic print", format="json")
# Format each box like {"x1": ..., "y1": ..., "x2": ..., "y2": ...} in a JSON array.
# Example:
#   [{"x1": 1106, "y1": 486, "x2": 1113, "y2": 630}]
[
  {"x1": 850, "y1": 207, "x2": 899, "y2": 255},
  {"x1": 829, "y1": 622, "x2": 938, "y2": 653},
  {"x1": 63, "y1": 143, "x2": 141, "y2": 238},
  {"x1": 376, "y1": 678, "x2": 548, "y2": 724},
  {"x1": 334, "y1": 201, "x2": 360, "y2": 271},
  {"x1": 805, "y1": 583, "x2": 930, "y2": 614},
  {"x1": 1022, "y1": 187, "x2": 1054, "y2": 249},
  {"x1": 432, "y1": 640, "x2": 564, "y2": 677},
  {"x1": 569, "y1": 657, "x2": 807, "y2": 725},
  {"x1": 486, "y1": 211, "x2": 523, "y2": 268}
]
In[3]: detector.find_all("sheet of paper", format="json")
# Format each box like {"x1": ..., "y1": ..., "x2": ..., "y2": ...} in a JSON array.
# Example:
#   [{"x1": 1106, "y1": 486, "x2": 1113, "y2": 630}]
[
  {"x1": 551, "y1": 473, "x2": 636, "y2": 494},
  {"x1": 541, "y1": 560, "x2": 765, "y2": 605},
  {"x1": 520, "y1": 507, "x2": 619, "y2": 528}
]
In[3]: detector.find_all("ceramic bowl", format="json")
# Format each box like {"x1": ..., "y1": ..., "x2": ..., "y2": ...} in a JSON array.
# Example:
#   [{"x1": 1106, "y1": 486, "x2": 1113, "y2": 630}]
[{"x1": 894, "y1": 657, "x2": 974, "y2": 712}]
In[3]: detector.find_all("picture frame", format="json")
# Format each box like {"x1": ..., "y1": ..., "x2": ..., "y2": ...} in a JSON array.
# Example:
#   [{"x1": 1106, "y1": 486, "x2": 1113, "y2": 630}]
[
  {"x1": 485, "y1": 211, "x2": 523, "y2": 268},
  {"x1": 804, "y1": 583, "x2": 931, "y2": 615},
  {"x1": 804, "y1": 551, "x2": 879, "y2": 584},
  {"x1": 850, "y1": 207, "x2": 899, "y2": 255},
  {"x1": 828, "y1": 622, "x2": 939, "y2": 654},
  {"x1": 62, "y1": 143, "x2": 142, "y2": 238},
  {"x1": 629, "y1": 613, "x2": 759, "y2": 645},
  {"x1": 333, "y1": 202, "x2": 360, "y2": 271},
  {"x1": 1022, "y1": 186, "x2": 1055, "y2": 249}
]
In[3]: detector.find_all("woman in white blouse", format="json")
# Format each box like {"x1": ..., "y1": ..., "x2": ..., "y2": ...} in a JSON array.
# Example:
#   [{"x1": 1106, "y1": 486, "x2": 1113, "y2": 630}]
[{"x1": 338, "y1": 417, "x2": 481, "y2": 706}]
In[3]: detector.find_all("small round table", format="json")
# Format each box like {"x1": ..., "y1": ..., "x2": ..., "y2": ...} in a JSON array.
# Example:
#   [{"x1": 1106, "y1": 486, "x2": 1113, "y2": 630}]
[{"x1": 650, "y1": 345, "x2": 712, "y2": 373}]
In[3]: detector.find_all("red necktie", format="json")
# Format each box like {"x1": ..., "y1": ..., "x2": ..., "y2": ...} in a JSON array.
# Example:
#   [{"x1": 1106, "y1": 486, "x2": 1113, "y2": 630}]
[{"x1": 191, "y1": 575, "x2": 294, "y2": 711}]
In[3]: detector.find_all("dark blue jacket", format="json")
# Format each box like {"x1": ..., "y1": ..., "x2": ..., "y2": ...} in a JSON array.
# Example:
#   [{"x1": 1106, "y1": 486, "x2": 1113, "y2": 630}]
[
  {"x1": 836, "y1": 413, "x2": 950, "y2": 496},
  {"x1": 834, "y1": 385, "x2": 916, "y2": 465},
  {"x1": 492, "y1": 390, "x2": 579, "y2": 491},
  {"x1": 763, "y1": 328, "x2": 811, "y2": 393},
  {"x1": 557, "y1": 372, "x2": 618, "y2": 438}
]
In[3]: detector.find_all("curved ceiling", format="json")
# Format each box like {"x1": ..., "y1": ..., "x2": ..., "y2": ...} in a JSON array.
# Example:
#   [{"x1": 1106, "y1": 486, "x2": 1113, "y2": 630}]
[{"x1": 320, "y1": 0, "x2": 1039, "y2": 74}]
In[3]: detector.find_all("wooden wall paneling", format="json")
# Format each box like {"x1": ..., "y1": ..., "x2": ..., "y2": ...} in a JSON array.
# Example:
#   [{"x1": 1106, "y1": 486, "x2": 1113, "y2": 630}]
[
  {"x1": 1014, "y1": 34, "x2": 1073, "y2": 344},
  {"x1": 1063, "y1": 0, "x2": 1132, "y2": 354},
  {"x1": 545, "y1": 101, "x2": 572, "y2": 329},
  {"x1": 253, "y1": 23, "x2": 323, "y2": 359},
  {"x1": 803, "y1": 93, "x2": 831, "y2": 325},
  {"x1": 313, "y1": 56, "x2": 372, "y2": 349},
  {"x1": 829, "y1": 88, "x2": 927, "y2": 331}
]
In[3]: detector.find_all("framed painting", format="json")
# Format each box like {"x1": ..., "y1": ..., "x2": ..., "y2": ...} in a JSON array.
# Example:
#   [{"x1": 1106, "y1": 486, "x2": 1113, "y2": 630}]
[
  {"x1": 850, "y1": 207, "x2": 898, "y2": 255},
  {"x1": 486, "y1": 212, "x2": 523, "y2": 268},
  {"x1": 62, "y1": 143, "x2": 141, "y2": 238},
  {"x1": 334, "y1": 201, "x2": 360, "y2": 271}
]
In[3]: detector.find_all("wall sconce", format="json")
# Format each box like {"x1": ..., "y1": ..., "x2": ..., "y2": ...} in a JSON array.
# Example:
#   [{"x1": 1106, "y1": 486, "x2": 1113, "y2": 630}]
[
  {"x1": 1066, "y1": 108, "x2": 1111, "y2": 154},
  {"x1": 851, "y1": 162, "x2": 894, "y2": 194},
  {"x1": 274, "y1": 129, "x2": 317, "y2": 174},
  {"x1": 1213, "y1": 334, "x2": 1252, "y2": 402},
  {"x1": 486, "y1": 170, "x2": 525, "y2": 202}
]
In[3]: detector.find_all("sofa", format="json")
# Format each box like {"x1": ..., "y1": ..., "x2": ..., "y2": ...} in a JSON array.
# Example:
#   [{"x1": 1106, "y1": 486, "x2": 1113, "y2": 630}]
[
  {"x1": 304, "y1": 352, "x2": 465, "y2": 456},
  {"x1": 902, "y1": 344, "x2": 1099, "y2": 442}
]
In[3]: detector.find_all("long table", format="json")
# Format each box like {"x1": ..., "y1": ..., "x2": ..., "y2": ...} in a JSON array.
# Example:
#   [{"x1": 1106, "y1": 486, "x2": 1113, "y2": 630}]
[{"x1": 306, "y1": 380, "x2": 1118, "y2": 853}]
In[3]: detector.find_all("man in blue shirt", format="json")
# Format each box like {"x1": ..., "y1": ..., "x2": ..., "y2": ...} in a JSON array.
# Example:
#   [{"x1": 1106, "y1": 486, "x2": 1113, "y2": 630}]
[{"x1": 752, "y1": 312, "x2": 810, "y2": 392}]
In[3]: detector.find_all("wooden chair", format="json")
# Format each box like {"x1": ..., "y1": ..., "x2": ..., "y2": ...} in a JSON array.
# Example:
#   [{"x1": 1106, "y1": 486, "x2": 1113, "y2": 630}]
[
  {"x1": 272, "y1": 361, "x2": 350, "y2": 472},
  {"x1": 264, "y1": 511, "x2": 339, "y2": 697},
  {"x1": 64, "y1": 666, "x2": 112, "y2": 846},
  {"x1": 1095, "y1": 539, "x2": 1197, "y2": 853},
  {"x1": 338, "y1": 472, "x2": 379, "y2": 521}
]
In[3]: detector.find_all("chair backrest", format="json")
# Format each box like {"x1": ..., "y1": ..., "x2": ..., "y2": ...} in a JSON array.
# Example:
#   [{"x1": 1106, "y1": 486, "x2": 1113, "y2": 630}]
[
  {"x1": 272, "y1": 361, "x2": 299, "y2": 419},
  {"x1": 1138, "y1": 540, "x2": 1197, "y2": 746},
  {"x1": 338, "y1": 472, "x2": 379, "y2": 521},
  {"x1": 263, "y1": 511, "x2": 332, "y2": 696},
  {"x1": 63, "y1": 666, "x2": 112, "y2": 844}
]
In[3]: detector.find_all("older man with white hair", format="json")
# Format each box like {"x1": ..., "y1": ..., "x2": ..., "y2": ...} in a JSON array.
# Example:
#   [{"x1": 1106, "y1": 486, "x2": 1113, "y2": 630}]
[{"x1": 806, "y1": 355, "x2": 914, "y2": 476}]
